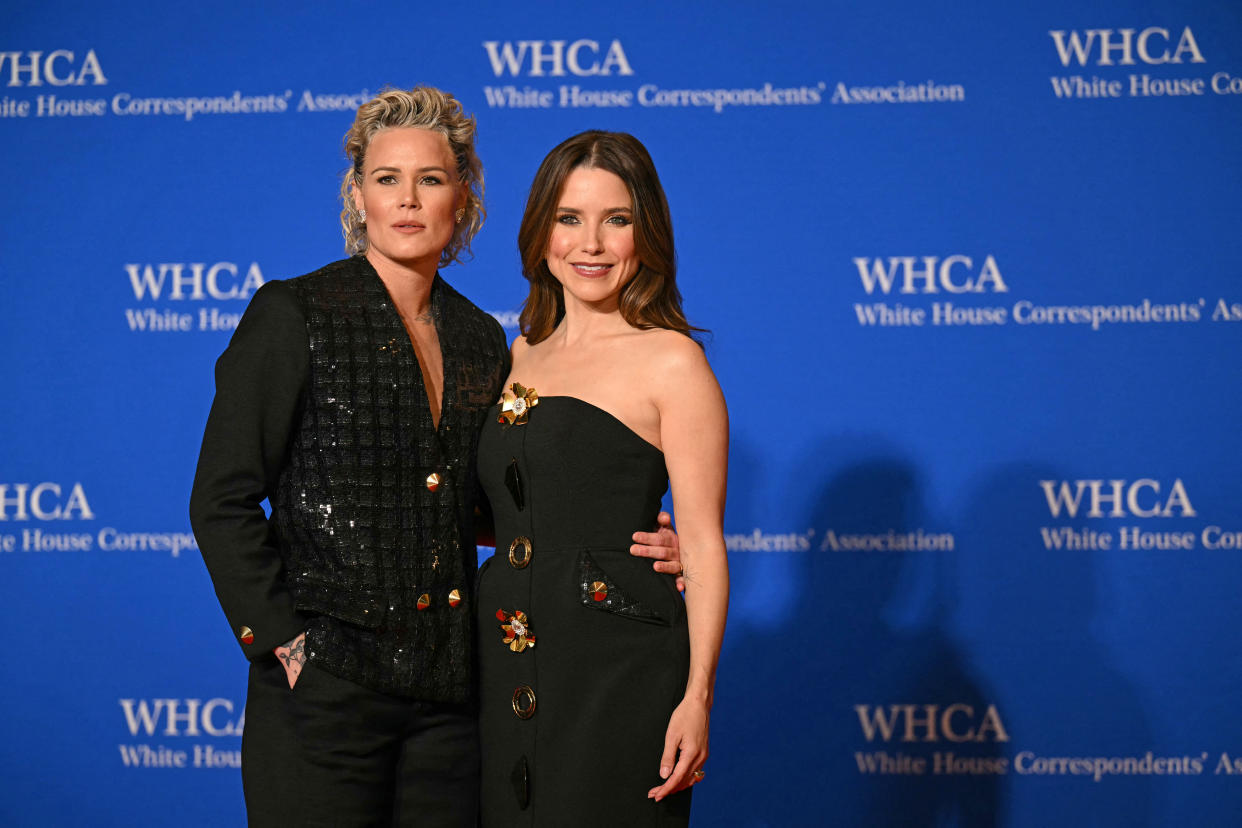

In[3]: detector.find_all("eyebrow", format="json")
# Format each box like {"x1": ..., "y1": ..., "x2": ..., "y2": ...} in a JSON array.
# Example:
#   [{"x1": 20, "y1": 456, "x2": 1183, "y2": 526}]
[
  {"x1": 370, "y1": 165, "x2": 453, "y2": 175},
  {"x1": 555, "y1": 206, "x2": 633, "y2": 214}
]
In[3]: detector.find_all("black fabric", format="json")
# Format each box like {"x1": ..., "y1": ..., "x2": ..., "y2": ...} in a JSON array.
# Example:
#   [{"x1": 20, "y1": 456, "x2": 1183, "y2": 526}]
[
  {"x1": 578, "y1": 549, "x2": 671, "y2": 624},
  {"x1": 242, "y1": 658, "x2": 480, "y2": 828},
  {"x1": 191, "y1": 256, "x2": 509, "y2": 700},
  {"x1": 190, "y1": 279, "x2": 312, "y2": 659},
  {"x1": 476, "y1": 396, "x2": 693, "y2": 827}
]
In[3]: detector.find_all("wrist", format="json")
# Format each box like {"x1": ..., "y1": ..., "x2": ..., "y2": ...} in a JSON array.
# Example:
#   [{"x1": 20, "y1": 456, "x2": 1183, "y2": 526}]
[{"x1": 683, "y1": 684, "x2": 713, "y2": 708}]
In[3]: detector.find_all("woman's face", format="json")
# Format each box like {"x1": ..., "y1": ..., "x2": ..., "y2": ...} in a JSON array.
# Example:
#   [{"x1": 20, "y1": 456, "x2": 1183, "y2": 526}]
[
  {"x1": 353, "y1": 127, "x2": 463, "y2": 274},
  {"x1": 545, "y1": 166, "x2": 640, "y2": 309}
]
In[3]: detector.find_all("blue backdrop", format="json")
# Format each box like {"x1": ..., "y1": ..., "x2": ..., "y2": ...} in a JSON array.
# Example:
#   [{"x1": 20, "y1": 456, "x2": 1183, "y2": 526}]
[{"x1": 3, "y1": 1, "x2": 1242, "y2": 825}]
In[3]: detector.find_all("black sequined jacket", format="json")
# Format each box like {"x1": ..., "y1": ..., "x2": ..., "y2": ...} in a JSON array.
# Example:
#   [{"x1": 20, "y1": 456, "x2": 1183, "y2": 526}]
[{"x1": 190, "y1": 257, "x2": 509, "y2": 701}]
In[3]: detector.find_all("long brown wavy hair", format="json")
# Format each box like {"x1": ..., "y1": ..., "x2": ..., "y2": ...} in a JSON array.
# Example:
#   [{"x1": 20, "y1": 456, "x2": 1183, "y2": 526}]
[{"x1": 517, "y1": 131, "x2": 703, "y2": 344}]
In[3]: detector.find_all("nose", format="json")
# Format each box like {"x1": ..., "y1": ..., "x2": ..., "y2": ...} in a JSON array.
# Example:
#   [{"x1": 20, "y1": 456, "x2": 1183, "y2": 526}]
[
  {"x1": 580, "y1": 222, "x2": 603, "y2": 254},
  {"x1": 400, "y1": 181, "x2": 420, "y2": 208}
]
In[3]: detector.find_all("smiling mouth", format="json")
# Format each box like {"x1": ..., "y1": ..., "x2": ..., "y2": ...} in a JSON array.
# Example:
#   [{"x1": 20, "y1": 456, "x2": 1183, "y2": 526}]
[{"x1": 571, "y1": 263, "x2": 612, "y2": 277}]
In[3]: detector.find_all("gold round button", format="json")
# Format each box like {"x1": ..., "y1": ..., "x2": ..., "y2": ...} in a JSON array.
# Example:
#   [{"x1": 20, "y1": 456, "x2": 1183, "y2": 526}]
[
  {"x1": 425, "y1": 472, "x2": 441, "y2": 492},
  {"x1": 508, "y1": 536, "x2": 533, "y2": 569},
  {"x1": 512, "y1": 685, "x2": 536, "y2": 719}
]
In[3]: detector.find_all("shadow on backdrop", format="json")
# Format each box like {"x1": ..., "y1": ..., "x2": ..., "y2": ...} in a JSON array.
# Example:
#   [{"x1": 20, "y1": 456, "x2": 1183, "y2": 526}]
[
  {"x1": 950, "y1": 463, "x2": 1153, "y2": 828},
  {"x1": 701, "y1": 436, "x2": 1003, "y2": 827}
]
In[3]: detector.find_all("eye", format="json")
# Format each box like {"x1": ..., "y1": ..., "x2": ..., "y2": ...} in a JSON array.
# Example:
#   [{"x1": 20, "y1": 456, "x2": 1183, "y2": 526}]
[
  {"x1": 556, "y1": 214, "x2": 580, "y2": 225},
  {"x1": 606, "y1": 214, "x2": 632, "y2": 226},
  {"x1": 377, "y1": 174, "x2": 397, "y2": 184},
  {"x1": 420, "y1": 175, "x2": 444, "y2": 185}
]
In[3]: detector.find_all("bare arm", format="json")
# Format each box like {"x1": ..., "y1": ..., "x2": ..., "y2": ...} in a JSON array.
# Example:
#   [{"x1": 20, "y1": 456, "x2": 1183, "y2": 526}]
[{"x1": 647, "y1": 341, "x2": 729, "y2": 801}]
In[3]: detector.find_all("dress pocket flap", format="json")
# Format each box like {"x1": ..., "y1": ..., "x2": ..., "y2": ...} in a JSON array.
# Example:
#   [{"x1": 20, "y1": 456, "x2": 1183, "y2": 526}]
[{"x1": 577, "y1": 550, "x2": 670, "y2": 626}]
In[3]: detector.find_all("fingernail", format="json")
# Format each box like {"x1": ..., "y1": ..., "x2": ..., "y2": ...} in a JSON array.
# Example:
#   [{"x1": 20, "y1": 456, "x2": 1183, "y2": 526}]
[{"x1": 660, "y1": 766, "x2": 671, "y2": 779}]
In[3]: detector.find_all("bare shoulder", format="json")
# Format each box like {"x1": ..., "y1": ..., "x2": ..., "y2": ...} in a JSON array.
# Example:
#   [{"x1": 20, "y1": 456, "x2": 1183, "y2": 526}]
[
  {"x1": 635, "y1": 329, "x2": 711, "y2": 377},
  {"x1": 633, "y1": 330, "x2": 723, "y2": 409},
  {"x1": 510, "y1": 335, "x2": 532, "y2": 357},
  {"x1": 509, "y1": 334, "x2": 534, "y2": 372}
]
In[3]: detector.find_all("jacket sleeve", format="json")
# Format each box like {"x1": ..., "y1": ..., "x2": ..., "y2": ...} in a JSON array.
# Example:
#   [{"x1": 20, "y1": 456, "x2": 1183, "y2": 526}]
[{"x1": 189, "y1": 280, "x2": 309, "y2": 660}]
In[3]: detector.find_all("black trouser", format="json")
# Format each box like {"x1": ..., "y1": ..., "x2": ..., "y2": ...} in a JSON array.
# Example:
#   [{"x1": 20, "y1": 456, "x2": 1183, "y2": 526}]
[{"x1": 242, "y1": 658, "x2": 479, "y2": 828}]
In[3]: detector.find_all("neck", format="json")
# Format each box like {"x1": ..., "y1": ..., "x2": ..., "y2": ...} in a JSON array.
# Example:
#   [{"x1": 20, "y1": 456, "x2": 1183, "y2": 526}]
[
  {"x1": 554, "y1": 297, "x2": 631, "y2": 346},
  {"x1": 366, "y1": 249, "x2": 437, "y2": 317}
]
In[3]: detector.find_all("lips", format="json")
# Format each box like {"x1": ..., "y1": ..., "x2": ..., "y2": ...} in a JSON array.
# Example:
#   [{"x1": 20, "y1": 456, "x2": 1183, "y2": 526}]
[
  {"x1": 571, "y1": 263, "x2": 612, "y2": 277},
  {"x1": 392, "y1": 221, "x2": 426, "y2": 233}
]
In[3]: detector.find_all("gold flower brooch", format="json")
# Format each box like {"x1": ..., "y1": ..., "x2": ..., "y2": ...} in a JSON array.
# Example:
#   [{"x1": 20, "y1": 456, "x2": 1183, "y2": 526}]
[
  {"x1": 499, "y1": 382, "x2": 539, "y2": 426},
  {"x1": 497, "y1": 608, "x2": 536, "y2": 652}
]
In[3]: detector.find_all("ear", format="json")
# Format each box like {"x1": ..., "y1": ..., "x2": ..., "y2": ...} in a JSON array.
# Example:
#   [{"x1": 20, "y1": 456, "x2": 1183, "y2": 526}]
[{"x1": 351, "y1": 177, "x2": 365, "y2": 215}]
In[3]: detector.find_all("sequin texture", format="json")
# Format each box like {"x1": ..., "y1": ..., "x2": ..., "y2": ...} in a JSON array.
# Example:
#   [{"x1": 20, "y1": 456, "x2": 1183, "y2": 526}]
[{"x1": 271, "y1": 257, "x2": 510, "y2": 701}]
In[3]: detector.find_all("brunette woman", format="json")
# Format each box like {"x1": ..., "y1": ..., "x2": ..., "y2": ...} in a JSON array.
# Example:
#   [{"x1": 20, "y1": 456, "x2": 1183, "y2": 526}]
[{"x1": 476, "y1": 131, "x2": 729, "y2": 826}]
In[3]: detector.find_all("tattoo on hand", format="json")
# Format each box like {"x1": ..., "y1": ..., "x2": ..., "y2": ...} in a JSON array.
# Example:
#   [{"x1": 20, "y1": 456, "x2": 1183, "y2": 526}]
[{"x1": 277, "y1": 635, "x2": 306, "y2": 670}]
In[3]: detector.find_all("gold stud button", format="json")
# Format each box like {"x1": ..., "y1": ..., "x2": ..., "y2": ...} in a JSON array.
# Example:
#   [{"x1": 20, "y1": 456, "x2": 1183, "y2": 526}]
[
  {"x1": 448, "y1": 588, "x2": 462, "y2": 608},
  {"x1": 416, "y1": 593, "x2": 431, "y2": 611},
  {"x1": 239, "y1": 626, "x2": 254, "y2": 645},
  {"x1": 508, "y1": 536, "x2": 533, "y2": 569},
  {"x1": 512, "y1": 685, "x2": 537, "y2": 719},
  {"x1": 426, "y1": 472, "x2": 441, "y2": 492}
]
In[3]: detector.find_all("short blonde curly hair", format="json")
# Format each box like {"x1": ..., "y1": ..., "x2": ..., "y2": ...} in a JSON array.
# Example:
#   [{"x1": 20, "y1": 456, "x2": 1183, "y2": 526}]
[{"x1": 339, "y1": 86, "x2": 485, "y2": 266}]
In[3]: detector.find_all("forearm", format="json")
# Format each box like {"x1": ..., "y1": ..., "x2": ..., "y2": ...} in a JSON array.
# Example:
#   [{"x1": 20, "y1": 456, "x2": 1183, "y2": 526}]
[
  {"x1": 191, "y1": 462, "x2": 306, "y2": 656},
  {"x1": 680, "y1": 533, "x2": 729, "y2": 707}
]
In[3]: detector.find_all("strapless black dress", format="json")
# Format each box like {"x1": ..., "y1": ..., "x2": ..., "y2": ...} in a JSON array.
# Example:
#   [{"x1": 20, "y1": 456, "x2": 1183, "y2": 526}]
[{"x1": 476, "y1": 395, "x2": 692, "y2": 827}]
